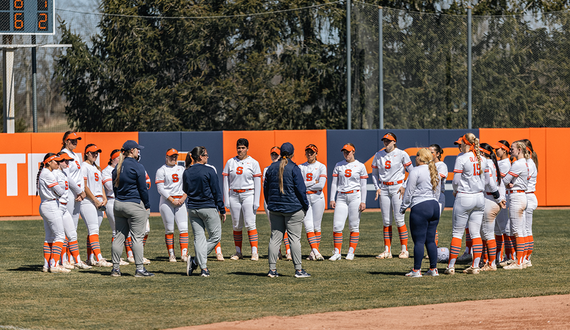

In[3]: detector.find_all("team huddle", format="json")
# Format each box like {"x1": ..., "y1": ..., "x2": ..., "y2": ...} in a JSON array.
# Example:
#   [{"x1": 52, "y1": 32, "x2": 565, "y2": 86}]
[{"x1": 36, "y1": 131, "x2": 538, "y2": 277}]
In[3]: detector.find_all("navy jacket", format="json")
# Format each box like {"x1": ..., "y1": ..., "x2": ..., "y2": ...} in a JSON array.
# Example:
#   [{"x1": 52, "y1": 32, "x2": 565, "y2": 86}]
[
  {"x1": 183, "y1": 163, "x2": 226, "y2": 214},
  {"x1": 264, "y1": 159, "x2": 309, "y2": 213},
  {"x1": 112, "y1": 157, "x2": 150, "y2": 209}
]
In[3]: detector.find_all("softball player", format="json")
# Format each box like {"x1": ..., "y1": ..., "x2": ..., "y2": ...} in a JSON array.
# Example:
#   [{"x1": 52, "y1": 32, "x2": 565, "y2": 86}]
[
  {"x1": 223, "y1": 138, "x2": 262, "y2": 261},
  {"x1": 37, "y1": 153, "x2": 68, "y2": 273},
  {"x1": 502, "y1": 141, "x2": 530, "y2": 270},
  {"x1": 371, "y1": 133, "x2": 413, "y2": 259},
  {"x1": 60, "y1": 131, "x2": 86, "y2": 233},
  {"x1": 329, "y1": 143, "x2": 368, "y2": 261},
  {"x1": 428, "y1": 144, "x2": 448, "y2": 216},
  {"x1": 446, "y1": 133, "x2": 500, "y2": 275},
  {"x1": 493, "y1": 140, "x2": 512, "y2": 264},
  {"x1": 80, "y1": 144, "x2": 112, "y2": 267},
  {"x1": 299, "y1": 144, "x2": 326, "y2": 261},
  {"x1": 156, "y1": 148, "x2": 189, "y2": 262},
  {"x1": 522, "y1": 139, "x2": 538, "y2": 267}
]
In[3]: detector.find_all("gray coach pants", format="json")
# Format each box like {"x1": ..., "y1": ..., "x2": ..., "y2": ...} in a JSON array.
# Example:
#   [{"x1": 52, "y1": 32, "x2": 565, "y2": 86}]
[
  {"x1": 112, "y1": 200, "x2": 148, "y2": 271},
  {"x1": 189, "y1": 208, "x2": 221, "y2": 270},
  {"x1": 268, "y1": 210, "x2": 304, "y2": 271}
]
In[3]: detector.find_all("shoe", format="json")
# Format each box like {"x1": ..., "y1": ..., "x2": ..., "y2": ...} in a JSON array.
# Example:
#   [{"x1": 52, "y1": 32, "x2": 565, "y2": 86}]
[
  {"x1": 286, "y1": 252, "x2": 292, "y2": 261},
  {"x1": 503, "y1": 262, "x2": 523, "y2": 270},
  {"x1": 346, "y1": 253, "x2": 355, "y2": 260},
  {"x1": 525, "y1": 260, "x2": 532, "y2": 267},
  {"x1": 42, "y1": 266, "x2": 49, "y2": 273},
  {"x1": 119, "y1": 258, "x2": 129, "y2": 266},
  {"x1": 425, "y1": 268, "x2": 439, "y2": 276},
  {"x1": 135, "y1": 267, "x2": 155, "y2": 277},
  {"x1": 127, "y1": 256, "x2": 135, "y2": 263},
  {"x1": 216, "y1": 253, "x2": 224, "y2": 261},
  {"x1": 399, "y1": 250, "x2": 409, "y2": 259},
  {"x1": 521, "y1": 261, "x2": 528, "y2": 269},
  {"x1": 267, "y1": 269, "x2": 279, "y2": 278},
  {"x1": 294, "y1": 269, "x2": 311, "y2": 278},
  {"x1": 376, "y1": 251, "x2": 392, "y2": 259},
  {"x1": 314, "y1": 251, "x2": 325, "y2": 261},
  {"x1": 444, "y1": 267, "x2": 455, "y2": 275},
  {"x1": 110, "y1": 268, "x2": 121, "y2": 277},
  {"x1": 50, "y1": 265, "x2": 71, "y2": 273},
  {"x1": 306, "y1": 251, "x2": 315, "y2": 261},
  {"x1": 95, "y1": 259, "x2": 113, "y2": 267},
  {"x1": 143, "y1": 258, "x2": 151, "y2": 265},
  {"x1": 481, "y1": 263, "x2": 497, "y2": 271},
  {"x1": 74, "y1": 261, "x2": 92, "y2": 270},
  {"x1": 181, "y1": 254, "x2": 188, "y2": 262},
  {"x1": 169, "y1": 254, "x2": 177, "y2": 263},
  {"x1": 457, "y1": 252, "x2": 472, "y2": 262},
  {"x1": 329, "y1": 253, "x2": 342, "y2": 261},
  {"x1": 62, "y1": 261, "x2": 75, "y2": 270},
  {"x1": 85, "y1": 259, "x2": 95, "y2": 266},
  {"x1": 186, "y1": 256, "x2": 198, "y2": 276},
  {"x1": 200, "y1": 269, "x2": 210, "y2": 277},
  {"x1": 499, "y1": 259, "x2": 515, "y2": 267},
  {"x1": 463, "y1": 266, "x2": 481, "y2": 274},
  {"x1": 251, "y1": 253, "x2": 259, "y2": 261},
  {"x1": 230, "y1": 252, "x2": 243, "y2": 260},
  {"x1": 405, "y1": 269, "x2": 422, "y2": 277}
]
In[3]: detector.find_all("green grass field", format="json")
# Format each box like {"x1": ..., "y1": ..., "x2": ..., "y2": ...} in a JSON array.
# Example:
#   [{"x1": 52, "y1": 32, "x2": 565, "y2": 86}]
[{"x1": 0, "y1": 209, "x2": 569, "y2": 330}]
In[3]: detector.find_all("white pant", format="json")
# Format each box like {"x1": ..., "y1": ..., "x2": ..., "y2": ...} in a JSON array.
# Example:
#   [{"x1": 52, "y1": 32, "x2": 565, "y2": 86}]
[
  {"x1": 66, "y1": 190, "x2": 81, "y2": 229},
  {"x1": 525, "y1": 193, "x2": 538, "y2": 236},
  {"x1": 507, "y1": 192, "x2": 527, "y2": 237},
  {"x1": 80, "y1": 198, "x2": 103, "y2": 236},
  {"x1": 452, "y1": 192, "x2": 484, "y2": 239},
  {"x1": 106, "y1": 198, "x2": 116, "y2": 235},
  {"x1": 303, "y1": 192, "x2": 326, "y2": 233},
  {"x1": 229, "y1": 190, "x2": 256, "y2": 231},
  {"x1": 333, "y1": 191, "x2": 361, "y2": 233},
  {"x1": 159, "y1": 197, "x2": 188, "y2": 234},
  {"x1": 60, "y1": 204, "x2": 78, "y2": 242},
  {"x1": 41, "y1": 200, "x2": 65, "y2": 243},
  {"x1": 380, "y1": 184, "x2": 405, "y2": 227},
  {"x1": 481, "y1": 196, "x2": 501, "y2": 241},
  {"x1": 494, "y1": 207, "x2": 510, "y2": 236}
]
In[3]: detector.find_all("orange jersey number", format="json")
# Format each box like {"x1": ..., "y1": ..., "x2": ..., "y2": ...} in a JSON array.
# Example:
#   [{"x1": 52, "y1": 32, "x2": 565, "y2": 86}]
[{"x1": 473, "y1": 163, "x2": 481, "y2": 176}]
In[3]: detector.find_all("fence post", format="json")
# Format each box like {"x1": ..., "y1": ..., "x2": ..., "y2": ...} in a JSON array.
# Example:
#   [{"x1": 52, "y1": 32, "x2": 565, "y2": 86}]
[
  {"x1": 467, "y1": 6, "x2": 472, "y2": 129},
  {"x1": 379, "y1": 6, "x2": 383, "y2": 129},
  {"x1": 32, "y1": 35, "x2": 38, "y2": 133},
  {"x1": 347, "y1": 0, "x2": 351, "y2": 130}
]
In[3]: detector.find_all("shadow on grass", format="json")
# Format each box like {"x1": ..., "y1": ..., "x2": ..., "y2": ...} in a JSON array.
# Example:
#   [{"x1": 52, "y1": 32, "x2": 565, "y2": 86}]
[
  {"x1": 368, "y1": 271, "x2": 405, "y2": 276},
  {"x1": 153, "y1": 270, "x2": 188, "y2": 276},
  {"x1": 8, "y1": 264, "x2": 44, "y2": 272},
  {"x1": 229, "y1": 271, "x2": 279, "y2": 277}
]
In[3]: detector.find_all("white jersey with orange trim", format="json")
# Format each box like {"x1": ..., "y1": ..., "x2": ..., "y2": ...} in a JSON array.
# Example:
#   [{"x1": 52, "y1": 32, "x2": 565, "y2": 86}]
[
  {"x1": 38, "y1": 168, "x2": 65, "y2": 201},
  {"x1": 299, "y1": 160, "x2": 327, "y2": 193},
  {"x1": 82, "y1": 162, "x2": 104, "y2": 197},
  {"x1": 53, "y1": 169, "x2": 70, "y2": 204},
  {"x1": 371, "y1": 148, "x2": 412, "y2": 188},
  {"x1": 223, "y1": 156, "x2": 262, "y2": 189},
  {"x1": 484, "y1": 162, "x2": 505, "y2": 200},
  {"x1": 526, "y1": 158, "x2": 537, "y2": 193},
  {"x1": 155, "y1": 164, "x2": 185, "y2": 198},
  {"x1": 497, "y1": 158, "x2": 511, "y2": 179},
  {"x1": 452, "y1": 152, "x2": 488, "y2": 194},
  {"x1": 101, "y1": 165, "x2": 115, "y2": 198},
  {"x1": 502, "y1": 158, "x2": 529, "y2": 192},
  {"x1": 61, "y1": 148, "x2": 84, "y2": 193},
  {"x1": 331, "y1": 160, "x2": 368, "y2": 195},
  {"x1": 435, "y1": 161, "x2": 448, "y2": 194}
]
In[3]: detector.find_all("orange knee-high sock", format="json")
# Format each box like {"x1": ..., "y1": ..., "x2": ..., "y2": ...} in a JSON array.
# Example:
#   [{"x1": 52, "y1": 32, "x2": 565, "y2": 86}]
[
  {"x1": 86, "y1": 235, "x2": 93, "y2": 261},
  {"x1": 62, "y1": 238, "x2": 68, "y2": 263},
  {"x1": 248, "y1": 229, "x2": 259, "y2": 253},
  {"x1": 43, "y1": 242, "x2": 51, "y2": 268},
  {"x1": 333, "y1": 232, "x2": 343, "y2": 254},
  {"x1": 165, "y1": 233, "x2": 175, "y2": 255},
  {"x1": 315, "y1": 231, "x2": 322, "y2": 250},
  {"x1": 233, "y1": 230, "x2": 243, "y2": 253},
  {"x1": 515, "y1": 236, "x2": 525, "y2": 265},
  {"x1": 471, "y1": 237, "x2": 483, "y2": 268},
  {"x1": 435, "y1": 230, "x2": 439, "y2": 246},
  {"x1": 125, "y1": 236, "x2": 134, "y2": 258},
  {"x1": 528, "y1": 235, "x2": 534, "y2": 260},
  {"x1": 465, "y1": 228, "x2": 472, "y2": 253},
  {"x1": 507, "y1": 235, "x2": 516, "y2": 260},
  {"x1": 49, "y1": 241, "x2": 64, "y2": 267},
  {"x1": 143, "y1": 234, "x2": 148, "y2": 247},
  {"x1": 495, "y1": 234, "x2": 504, "y2": 261},
  {"x1": 448, "y1": 237, "x2": 462, "y2": 268},
  {"x1": 179, "y1": 233, "x2": 189, "y2": 256},
  {"x1": 88, "y1": 234, "x2": 103, "y2": 262},
  {"x1": 307, "y1": 232, "x2": 318, "y2": 251},
  {"x1": 383, "y1": 226, "x2": 392, "y2": 252},
  {"x1": 284, "y1": 232, "x2": 291, "y2": 253},
  {"x1": 487, "y1": 239, "x2": 497, "y2": 266},
  {"x1": 349, "y1": 232, "x2": 359, "y2": 254},
  {"x1": 397, "y1": 224, "x2": 408, "y2": 251},
  {"x1": 215, "y1": 242, "x2": 222, "y2": 254},
  {"x1": 68, "y1": 240, "x2": 80, "y2": 263},
  {"x1": 482, "y1": 240, "x2": 488, "y2": 264}
]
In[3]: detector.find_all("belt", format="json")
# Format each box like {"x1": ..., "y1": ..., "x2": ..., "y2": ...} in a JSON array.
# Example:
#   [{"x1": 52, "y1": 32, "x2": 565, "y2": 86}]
[
  {"x1": 107, "y1": 196, "x2": 114, "y2": 199},
  {"x1": 307, "y1": 190, "x2": 322, "y2": 195},
  {"x1": 341, "y1": 190, "x2": 359, "y2": 194},
  {"x1": 507, "y1": 190, "x2": 525, "y2": 194},
  {"x1": 526, "y1": 191, "x2": 535, "y2": 194},
  {"x1": 233, "y1": 189, "x2": 253, "y2": 193},
  {"x1": 485, "y1": 192, "x2": 493, "y2": 196},
  {"x1": 171, "y1": 195, "x2": 183, "y2": 199},
  {"x1": 95, "y1": 195, "x2": 103, "y2": 198},
  {"x1": 382, "y1": 180, "x2": 403, "y2": 186},
  {"x1": 60, "y1": 202, "x2": 67, "y2": 205}
]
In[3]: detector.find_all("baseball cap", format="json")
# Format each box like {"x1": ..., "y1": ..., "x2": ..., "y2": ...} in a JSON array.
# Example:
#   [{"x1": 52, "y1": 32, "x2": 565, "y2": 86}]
[
  {"x1": 341, "y1": 144, "x2": 355, "y2": 152},
  {"x1": 65, "y1": 132, "x2": 82, "y2": 141},
  {"x1": 305, "y1": 144, "x2": 318, "y2": 153},
  {"x1": 270, "y1": 146, "x2": 280, "y2": 154},
  {"x1": 85, "y1": 145, "x2": 102, "y2": 153},
  {"x1": 381, "y1": 133, "x2": 396, "y2": 142},
  {"x1": 453, "y1": 137, "x2": 462, "y2": 145},
  {"x1": 58, "y1": 153, "x2": 74, "y2": 161},
  {"x1": 166, "y1": 148, "x2": 178, "y2": 156},
  {"x1": 43, "y1": 154, "x2": 59, "y2": 164},
  {"x1": 280, "y1": 142, "x2": 294, "y2": 156},
  {"x1": 122, "y1": 140, "x2": 144, "y2": 150}
]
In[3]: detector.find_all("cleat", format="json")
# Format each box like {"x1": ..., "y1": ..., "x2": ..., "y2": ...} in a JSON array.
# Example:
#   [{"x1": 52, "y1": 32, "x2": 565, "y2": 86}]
[
  {"x1": 399, "y1": 250, "x2": 409, "y2": 259},
  {"x1": 345, "y1": 253, "x2": 355, "y2": 260},
  {"x1": 444, "y1": 267, "x2": 455, "y2": 275},
  {"x1": 200, "y1": 269, "x2": 210, "y2": 277},
  {"x1": 405, "y1": 269, "x2": 422, "y2": 277},
  {"x1": 85, "y1": 259, "x2": 95, "y2": 266},
  {"x1": 74, "y1": 261, "x2": 92, "y2": 270},
  {"x1": 294, "y1": 269, "x2": 311, "y2": 278},
  {"x1": 376, "y1": 251, "x2": 392, "y2": 259},
  {"x1": 169, "y1": 254, "x2": 177, "y2": 263},
  {"x1": 267, "y1": 269, "x2": 279, "y2": 278},
  {"x1": 110, "y1": 268, "x2": 121, "y2": 277},
  {"x1": 425, "y1": 268, "x2": 439, "y2": 276},
  {"x1": 230, "y1": 253, "x2": 243, "y2": 260},
  {"x1": 480, "y1": 263, "x2": 497, "y2": 271},
  {"x1": 329, "y1": 253, "x2": 342, "y2": 261},
  {"x1": 463, "y1": 266, "x2": 481, "y2": 274},
  {"x1": 457, "y1": 252, "x2": 472, "y2": 262},
  {"x1": 127, "y1": 256, "x2": 135, "y2": 263},
  {"x1": 525, "y1": 260, "x2": 532, "y2": 267},
  {"x1": 62, "y1": 261, "x2": 75, "y2": 270},
  {"x1": 42, "y1": 266, "x2": 49, "y2": 273},
  {"x1": 251, "y1": 253, "x2": 259, "y2": 261},
  {"x1": 286, "y1": 252, "x2": 292, "y2": 261},
  {"x1": 134, "y1": 267, "x2": 155, "y2": 277},
  {"x1": 314, "y1": 251, "x2": 325, "y2": 261},
  {"x1": 216, "y1": 253, "x2": 224, "y2": 261},
  {"x1": 50, "y1": 265, "x2": 71, "y2": 273},
  {"x1": 503, "y1": 262, "x2": 523, "y2": 270},
  {"x1": 306, "y1": 251, "x2": 315, "y2": 261},
  {"x1": 143, "y1": 258, "x2": 151, "y2": 265},
  {"x1": 499, "y1": 259, "x2": 515, "y2": 267},
  {"x1": 119, "y1": 258, "x2": 129, "y2": 266},
  {"x1": 95, "y1": 259, "x2": 113, "y2": 267},
  {"x1": 181, "y1": 254, "x2": 188, "y2": 262}
]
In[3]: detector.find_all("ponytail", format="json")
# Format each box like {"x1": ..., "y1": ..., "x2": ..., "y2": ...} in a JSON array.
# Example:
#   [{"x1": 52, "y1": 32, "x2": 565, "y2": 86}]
[
  {"x1": 480, "y1": 143, "x2": 501, "y2": 185},
  {"x1": 417, "y1": 148, "x2": 439, "y2": 192},
  {"x1": 522, "y1": 139, "x2": 538, "y2": 170},
  {"x1": 278, "y1": 156, "x2": 289, "y2": 194},
  {"x1": 114, "y1": 152, "x2": 127, "y2": 188}
]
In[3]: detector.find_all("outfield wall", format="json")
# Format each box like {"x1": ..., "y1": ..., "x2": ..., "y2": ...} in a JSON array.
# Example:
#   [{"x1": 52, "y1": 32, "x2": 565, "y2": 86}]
[{"x1": 0, "y1": 128, "x2": 566, "y2": 216}]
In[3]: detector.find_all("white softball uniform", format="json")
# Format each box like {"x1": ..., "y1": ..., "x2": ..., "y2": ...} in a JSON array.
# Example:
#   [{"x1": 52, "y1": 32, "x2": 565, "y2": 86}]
[
  {"x1": 80, "y1": 162, "x2": 104, "y2": 236},
  {"x1": 39, "y1": 168, "x2": 65, "y2": 244},
  {"x1": 435, "y1": 161, "x2": 448, "y2": 215},
  {"x1": 330, "y1": 160, "x2": 368, "y2": 233},
  {"x1": 156, "y1": 164, "x2": 188, "y2": 235},
  {"x1": 371, "y1": 148, "x2": 413, "y2": 227},
  {"x1": 223, "y1": 156, "x2": 262, "y2": 231},
  {"x1": 495, "y1": 158, "x2": 511, "y2": 236},
  {"x1": 482, "y1": 163, "x2": 504, "y2": 241},
  {"x1": 54, "y1": 169, "x2": 78, "y2": 242},
  {"x1": 503, "y1": 158, "x2": 529, "y2": 237},
  {"x1": 525, "y1": 159, "x2": 538, "y2": 237},
  {"x1": 61, "y1": 148, "x2": 84, "y2": 228},
  {"x1": 299, "y1": 161, "x2": 327, "y2": 233},
  {"x1": 102, "y1": 165, "x2": 117, "y2": 235}
]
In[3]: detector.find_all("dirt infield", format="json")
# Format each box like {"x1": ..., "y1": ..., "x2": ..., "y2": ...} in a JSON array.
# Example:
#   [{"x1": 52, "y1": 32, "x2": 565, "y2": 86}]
[{"x1": 173, "y1": 294, "x2": 570, "y2": 330}]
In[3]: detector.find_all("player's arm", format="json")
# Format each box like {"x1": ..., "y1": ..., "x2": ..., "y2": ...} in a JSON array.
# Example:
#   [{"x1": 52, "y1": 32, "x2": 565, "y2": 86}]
[
  {"x1": 399, "y1": 168, "x2": 417, "y2": 213},
  {"x1": 329, "y1": 174, "x2": 338, "y2": 209},
  {"x1": 253, "y1": 174, "x2": 262, "y2": 212},
  {"x1": 155, "y1": 168, "x2": 170, "y2": 200},
  {"x1": 452, "y1": 157, "x2": 463, "y2": 195},
  {"x1": 311, "y1": 168, "x2": 327, "y2": 191},
  {"x1": 222, "y1": 161, "x2": 231, "y2": 209},
  {"x1": 359, "y1": 167, "x2": 368, "y2": 212},
  {"x1": 48, "y1": 173, "x2": 65, "y2": 197},
  {"x1": 371, "y1": 155, "x2": 381, "y2": 200}
]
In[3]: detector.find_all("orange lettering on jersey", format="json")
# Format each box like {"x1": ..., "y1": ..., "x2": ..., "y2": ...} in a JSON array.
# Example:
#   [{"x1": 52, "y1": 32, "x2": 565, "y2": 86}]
[
  {"x1": 236, "y1": 166, "x2": 243, "y2": 175},
  {"x1": 306, "y1": 173, "x2": 313, "y2": 181},
  {"x1": 172, "y1": 174, "x2": 179, "y2": 183},
  {"x1": 344, "y1": 169, "x2": 352, "y2": 177},
  {"x1": 75, "y1": 161, "x2": 81, "y2": 169},
  {"x1": 385, "y1": 160, "x2": 391, "y2": 169},
  {"x1": 65, "y1": 181, "x2": 69, "y2": 190},
  {"x1": 94, "y1": 173, "x2": 99, "y2": 181}
]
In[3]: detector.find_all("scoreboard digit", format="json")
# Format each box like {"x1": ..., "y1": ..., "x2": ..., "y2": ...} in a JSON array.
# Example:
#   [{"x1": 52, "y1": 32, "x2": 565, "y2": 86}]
[{"x1": 0, "y1": 0, "x2": 54, "y2": 34}]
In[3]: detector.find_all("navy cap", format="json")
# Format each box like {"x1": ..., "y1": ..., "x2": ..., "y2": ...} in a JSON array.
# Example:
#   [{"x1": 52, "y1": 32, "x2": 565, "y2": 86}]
[
  {"x1": 122, "y1": 140, "x2": 144, "y2": 150},
  {"x1": 280, "y1": 142, "x2": 294, "y2": 156}
]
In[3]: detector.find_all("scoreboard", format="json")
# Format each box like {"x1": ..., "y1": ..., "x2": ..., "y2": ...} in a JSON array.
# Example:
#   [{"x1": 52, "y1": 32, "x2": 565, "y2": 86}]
[{"x1": 0, "y1": 0, "x2": 54, "y2": 35}]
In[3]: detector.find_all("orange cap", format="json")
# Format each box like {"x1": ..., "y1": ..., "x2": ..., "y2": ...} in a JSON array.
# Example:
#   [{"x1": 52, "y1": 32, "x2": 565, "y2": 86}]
[
  {"x1": 110, "y1": 150, "x2": 121, "y2": 160},
  {"x1": 492, "y1": 142, "x2": 509, "y2": 151},
  {"x1": 453, "y1": 137, "x2": 463, "y2": 145},
  {"x1": 479, "y1": 147, "x2": 491, "y2": 155},
  {"x1": 166, "y1": 148, "x2": 179, "y2": 156},
  {"x1": 43, "y1": 155, "x2": 59, "y2": 164},
  {"x1": 305, "y1": 144, "x2": 318, "y2": 153},
  {"x1": 341, "y1": 144, "x2": 355, "y2": 153},
  {"x1": 270, "y1": 146, "x2": 280, "y2": 154},
  {"x1": 58, "y1": 153, "x2": 74, "y2": 161},
  {"x1": 65, "y1": 132, "x2": 82, "y2": 141},
  {"x1": 86, "y1": 145, "x2": 102, "y2": 153},
  {"x1": 381, "y1": 133, "x2": 396, "y2": 142}
]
